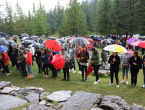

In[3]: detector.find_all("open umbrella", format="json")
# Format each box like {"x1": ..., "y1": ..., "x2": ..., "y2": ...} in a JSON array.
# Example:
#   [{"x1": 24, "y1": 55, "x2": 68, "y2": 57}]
[
  {"x1": 45, "y1": 40, "x2": 61, "y2": 51},
  {"x1": 52, "y1": 54, "x2": 65, "y2": 70},
  {"x1": 128, "y1": 38, "x2": 141, "y2": 45},
  {"x1": 30, "y1": 36, "x2": 38, "y2": 40},
  {"x1": 7, "y1": 40, "x2": 17, "y2": 45},
  {"x1": 131, "y1": 41, "x2": 145, "y2": 48},
  {"x1": 103, "y1": 44, "x2": 127, "y2": 53},
  {"x1": 0, "y1": 32, "x2": 6, "y2": 37},
  {"x1": 12, "y1": 35, "x2": 18, "y2": 39},
  {"x1": 0, "y1": 45, "x2": 8, "y2": 52},
  {"x1": 58, "y1": 39, "x2": 66, "y2": 43},
  {"x1": 47, "y1": 37, "x2": 57, "y2": 40},
  {"x1": 31, "y1": 43, "x2": 44, "y2": 49},
  {"x1": 68, "y1": 37, "x2": 73, "y2": 40},
  {"x1": 87, "y1": 39, "x2": 94, "y2": 43},
  {"x1": 0, "y1": 38, "x2": 9, "y2": 45},
  {"x1": 22, "y1": 40, "x2": 36, "y2": 45},
  {"x1": 69, "y1": 37, "x2": 90, "y2": 45}
]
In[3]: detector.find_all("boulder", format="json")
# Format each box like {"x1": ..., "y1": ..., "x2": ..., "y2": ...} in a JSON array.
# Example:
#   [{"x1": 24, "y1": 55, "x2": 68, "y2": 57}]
[
  {"x1": 1, "y1": 87, "x2": 14, "y2": 94},
  {"x1": 11, "y1": 86, "x2": 20, "y2": 91},
  {"x1": 11, "y1": 87, "x2": 44, "y2": 96},
  {"x1": 99, "y1": 96, "x2": 130, "y2": 110},
  {"x1": 46, "y1": 103, "x2": 54, "y2": 107},
  {"x1": 47, "y1": 90, "x2": 72, "y2": 102},
  {"x1": 53, "y1": 104, "x2": 62, "y2": 109},
  {"x1": 39, "y1": 100, "x2": 46, "y2": 105},
  {"x1": 25, "y1": 93, "x2": 39, "y2": 104},
  {"x1": 0, "y1": 95, "x2": 27, "y2": 110},
  {"x1": 0, "y1": 81, "x2": 12, "y2": 89},
  {"x1": 131, "y1": 106, "x2": 145, "y2": 110},
  {"x1": 27, "y1": 104, "x2": 56, "y2": 110},
  {"x1": 91, "y1": 108, "x2": 103, "y2": 110},
  {"x1": 61, "y1": 91, "x2": 102, "y2": 110},
  {"x1": 98, "y1": 69, "x2": 110, "y2": 76},
  {"x1": 40, "y1": 92, "x2": 50, "y2": 101}
]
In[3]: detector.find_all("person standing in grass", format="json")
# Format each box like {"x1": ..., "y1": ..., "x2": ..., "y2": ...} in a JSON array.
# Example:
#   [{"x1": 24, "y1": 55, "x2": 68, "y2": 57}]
[
  {"x1": 34, "y1": 48, "x2": 43, "y2": 73},
  {"x1": 87, "y1": 43, "x2": 93, "y2": 58},
  {"x1": 120, "y1": 47, "x2": 132, "y2": 85},
  {"x1": 91, "y1": 47, "x2": 100, "y2": 84},
  {"x1": 24, "y1": 48, "x2": 33, "y2": 78},
  {"x1": 142, "y1": 54, "x2": 145, "y2": 88},
  {"x1": 68, "y1": 43, "x2": 76, "y2": 73},
  {"x1": 108, "y1": 52, "x2": 120, "y2": 88},
  {"x1": 129, "y1": 51, "x2": 142, "y2": 87},
  {"x1": 41, "y1": 49, "x2": 49, "y2": 78},
  {"x1": 49, "y1": 48, "x2": 57, "y2": 79},
  {"x1": 80, "y1": 45, "x2": 89, "y2": 82},
  {"x1": 60, "y1": 48, "x2": 70, "y2": 81},
  {"x1": 75, "y1": 44, "x2": 82, "y2": 74},
  {"x1": 18, "y1": 50, "x2": 27, "y2": 77}
]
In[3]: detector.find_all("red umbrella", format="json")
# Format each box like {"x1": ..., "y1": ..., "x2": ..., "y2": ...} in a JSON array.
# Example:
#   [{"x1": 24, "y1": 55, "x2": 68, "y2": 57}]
[
  {"x1": 45, "y1": 40, "x2": 61, "y2": 51},
  {"x1": 85, "y1": 65, "x2": 94, "y2": 79},
  {"x1": 68, "y1": 37, "x2": 73, "y2": 40},
  {"x1": 131, "y1": 41, "x2": 145, "y2": 48},
  {"x1": 87, "y1": 39, "x2": 94, "y2": 43},
  {"x1": 52, "y1": 54, "x2": 65, "y2": 70}
]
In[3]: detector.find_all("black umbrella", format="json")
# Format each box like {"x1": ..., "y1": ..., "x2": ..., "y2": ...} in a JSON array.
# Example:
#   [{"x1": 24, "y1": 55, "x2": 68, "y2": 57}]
[
  {"x1": 22, "y1": 40, "x2": 36, "y2": 45},
  {"x1": 58, "y1": 39, "x2": 66, "y2": 43},
  {"x1": 47, "y1": 37, "x2": 57, "y2": 40},
  {"x1": 31, "y1": 43, "x2": 44, "y2": 49},
  {"x1": 0, "y1": 32, "x2": 6, "y2": 37},
  {"x1": 69, "y1": 37, "x2": 90, "y2": 45},
  {"x1": 0, "y1": 38, "x2": 9, "y2": 45}
]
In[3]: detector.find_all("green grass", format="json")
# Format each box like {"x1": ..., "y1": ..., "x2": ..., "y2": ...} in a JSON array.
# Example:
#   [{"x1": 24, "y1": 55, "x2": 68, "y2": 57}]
[{"x1": 1, "y1": 38, "x2": 145, "y2": 107}]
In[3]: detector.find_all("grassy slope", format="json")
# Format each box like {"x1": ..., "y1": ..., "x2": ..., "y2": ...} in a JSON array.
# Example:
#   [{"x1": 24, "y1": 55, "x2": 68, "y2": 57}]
[{"x1": 0, "y1": 37, "x2": 145, "y2": 107}]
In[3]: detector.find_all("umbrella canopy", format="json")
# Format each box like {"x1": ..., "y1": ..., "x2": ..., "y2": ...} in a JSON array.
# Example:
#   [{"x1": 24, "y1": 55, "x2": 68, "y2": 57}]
[
  {"x1": 52, "y1": 54, "x2": 65, "y2": 70},
  {"x1": 0, "y1": 38, "x2": 9, "y2": 45},
  {"x1": 85, "y1": 65, "x2": 94, "y2": 79},
  {"x1": 7, "y1": 40, "x2": 17, "y2": 46},
  {"x1": 22, "y1": 40, "x2": 36, "y2": 45},
  {"x1": 128, "y1": 38, "x2": 142, "y2": 45},
  {"x1": 131, "y1": 41, "x2": 145, "y2": 48},
  {"x1": 87, "y1": 39, "x2": 94, "y2": 43},
  {"x1": 45, "y1": 40, "x2": 61, "y2": 51},
  {"x1": 5, "y1": 34, "x2": 11, "y2": 38},
  {"x1": 98, "y1": 38, "x2": 102, "y2": 41},
  {"x1": 21, "y1": 33, "x2": 29, "y2": 37},
  {"x1": 0, "y1": 45, "x2": 8, "y2": 52},
  {"x1": 12, "y1": 35, "x2": 18, "y2": 39},
  {"x1": 47, "y1": 37, "x2": 57, "y2": 40},
  {"x1": 30, "y1": 36, "x2": 38, "y2": 40},
  {"x1": 31, "y1": 43, "x2": 44, "y2": 49},
  {"x1": 69, "y1": 37, "x2": 90, "y2": 45},
  {"x1": 68, "y1": 37, "x2": 73, "y2": 40},
  {"x1": 57, "y1": 39, "x2": 66, "y2": 43},
  {"x1": 103, "y1": 44, "x2": 127, "y2": 53},
  {"x1": 0, "y1": 32, "x2": 6, "y2": 37},
  {"x1": 21, "y1": 37, "x2": 30, "y2": 41}
]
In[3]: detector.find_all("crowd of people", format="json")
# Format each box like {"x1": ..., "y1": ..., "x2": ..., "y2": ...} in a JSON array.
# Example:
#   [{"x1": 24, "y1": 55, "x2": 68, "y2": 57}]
[{"x1": 0, "y1": 37, "x2": 145, "y2": 89}]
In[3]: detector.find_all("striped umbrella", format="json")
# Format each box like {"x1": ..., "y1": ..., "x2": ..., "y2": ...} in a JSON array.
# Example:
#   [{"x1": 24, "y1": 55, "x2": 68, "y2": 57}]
[{"x1": 103, "y1": 44, "x2": 127, "y2": 53}]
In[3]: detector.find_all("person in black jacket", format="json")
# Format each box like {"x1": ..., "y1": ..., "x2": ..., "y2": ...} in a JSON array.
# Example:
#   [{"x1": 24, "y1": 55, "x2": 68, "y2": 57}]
[
  {"x1": 108, "y1": 52, "x2": 120, "y2": 88},
  {"x1": 13, "y1": 48, "x2": 19, "y2": 70},
  {"x1": 8, "y1": 46, "x2": 15, "y2": 66},
  {"x1": 142, "y1": 55, "x2": 145, "y2": 88},
  {"x1": 129, "y1": 51, "x2": 142, "y2": 87},
  {"x1": 34, "y1": 48, "x2": 43, "y2": 73}
]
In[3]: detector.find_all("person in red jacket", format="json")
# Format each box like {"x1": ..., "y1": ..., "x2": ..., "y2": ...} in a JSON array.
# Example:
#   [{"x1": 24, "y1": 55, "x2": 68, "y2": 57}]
[
  {"x1": 2, "y1": 52, "x2": 10, "y2": 76},
  {"x1": 24, "y1": 48, "x2": 33, "y2": 78},
  {"x1": 87, "y1": 43, "x2": 93, "y2": 58}
]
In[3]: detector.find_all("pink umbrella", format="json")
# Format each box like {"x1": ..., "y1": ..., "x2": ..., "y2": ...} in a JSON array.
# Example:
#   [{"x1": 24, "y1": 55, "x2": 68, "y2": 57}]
[
  {"x1": 131, "y1": 41, "x2": 145, "y2": 48},
  {"x1": 128, "y1": 50, "x2": 133, "y2": 55}
]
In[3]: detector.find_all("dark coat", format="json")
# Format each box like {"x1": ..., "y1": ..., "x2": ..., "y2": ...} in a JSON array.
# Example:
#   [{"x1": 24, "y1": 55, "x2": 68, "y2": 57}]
[
  {"x1": 108, "y1": 55, "x2": 120, "y2": 71},
  {"x1": 34, "y1": 50, "x2": 41, "y2": 64}
]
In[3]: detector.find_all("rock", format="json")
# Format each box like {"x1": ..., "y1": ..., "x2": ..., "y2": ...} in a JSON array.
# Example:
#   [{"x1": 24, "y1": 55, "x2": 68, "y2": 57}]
[
  {"x1": 91, "y1": 108, "x2": 103, "y2": 110},
  {"x1": 40, "y1": 92, "x2": 50, "y2": 101},
  {"x1": 99, "y1": 96, "x2": 130, "y2": 110},
  {"x1": 61, "y1": 91, "x2": 102, "y2": 110},
  {"x1": 98, "y1": 69, "x2": 110, "y2": 76},
  {"x1": 0, "y1": 95, "x2": 27, "y2": 110},
  {"x1": 39, "y1": 100, "x2": 46, "y2": 105},
  {"x1": 11, "y1": 85, "x2": 20, "y2": 91},
  {"x1": 0, "y1": 81, "x2": 12, "y2": 89},
  {"x1": 53, "y1": 104, "x2": 62, "y2": 109},
  {"x1": 46, "y1": 103, "x2": 54, "y2": 107},
  {"x1": 25, "y1": 93, "x2": 39, "y2": 104},
  {"x1": 47, "y1": 90, "x2": 72, "y2": 102},
  {"x1": 131, "y1": 106, "x2": 145, "y2": 110},
  {"x1": 1, "y1": 87, "x2": 14, "y2": 94},
  {"x1": 133, "y1": 103, "x2": 143, "y2": 109},
  {"x1": 27, "y1": 104, "x2": 56, "y2": 110},
  {"x1": 22, "y1": 107, "x2": 27, "y2": 110},
  {"x1": 11, "y1": 87, "x2": 44, "y2": 96}
]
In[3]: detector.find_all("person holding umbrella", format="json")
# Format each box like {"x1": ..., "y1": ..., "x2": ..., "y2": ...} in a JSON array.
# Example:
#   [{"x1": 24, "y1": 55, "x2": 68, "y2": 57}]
[
  {"x1": 129, "y1": 51, "x2": 142, "y2": 87},
  {"x1": 108, "y1": 52, "x2": 120, "y2": 88},
  {"x1": 48, "y1": 48, "x2": 57, "y2": 79},
  {"x1": 34, "y1": 48, "x2": 43, "y2": 73},
  {"x1": 80, "y1": 45, "x2": 89, "y2": 82},
  {"x1": 142, "y1": 54, "x2": 145, "y2": 88},
  {"x1": 68, "y1": 43, "x2": 76, "y2": 73},
  {"x1": 91, "y1": 47, "x2": 100, "y2": 84},
  {"x1": 41, "y1": 49, "x2": 49, "y2": 78},
  {"x1": 60, "y1": 48, "x2": 70, "y2": 81}
]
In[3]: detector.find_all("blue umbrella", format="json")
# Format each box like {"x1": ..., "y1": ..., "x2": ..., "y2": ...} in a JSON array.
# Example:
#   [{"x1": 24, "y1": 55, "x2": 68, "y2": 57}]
[
  {"x1": 0, "y1": 45, "x2": 8, "y2": 52},
  {"x1": 98, "y1": 38, "x2": 102, "y2": 41},
  {"x1": 21, "y1": 37, "x2": 30, "y2": 41},
  {"x1": 30, "y1": 36, "x2": 38, "y2": 40},
  {"x1": 0, "y1": 32, "x2": 6, "y2": 37},
  {"x1": 22, "y1": 40, "x2": 36, "y2": 45},
  {"x1": 5, "y1": 34, "x2": 11, "y2": 38}
]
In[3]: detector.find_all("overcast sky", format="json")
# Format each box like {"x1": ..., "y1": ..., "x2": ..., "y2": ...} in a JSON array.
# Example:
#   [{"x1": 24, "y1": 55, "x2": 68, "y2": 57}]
[{"x1": 1, "y1": 0, "x2": 84, "y2": 15}]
